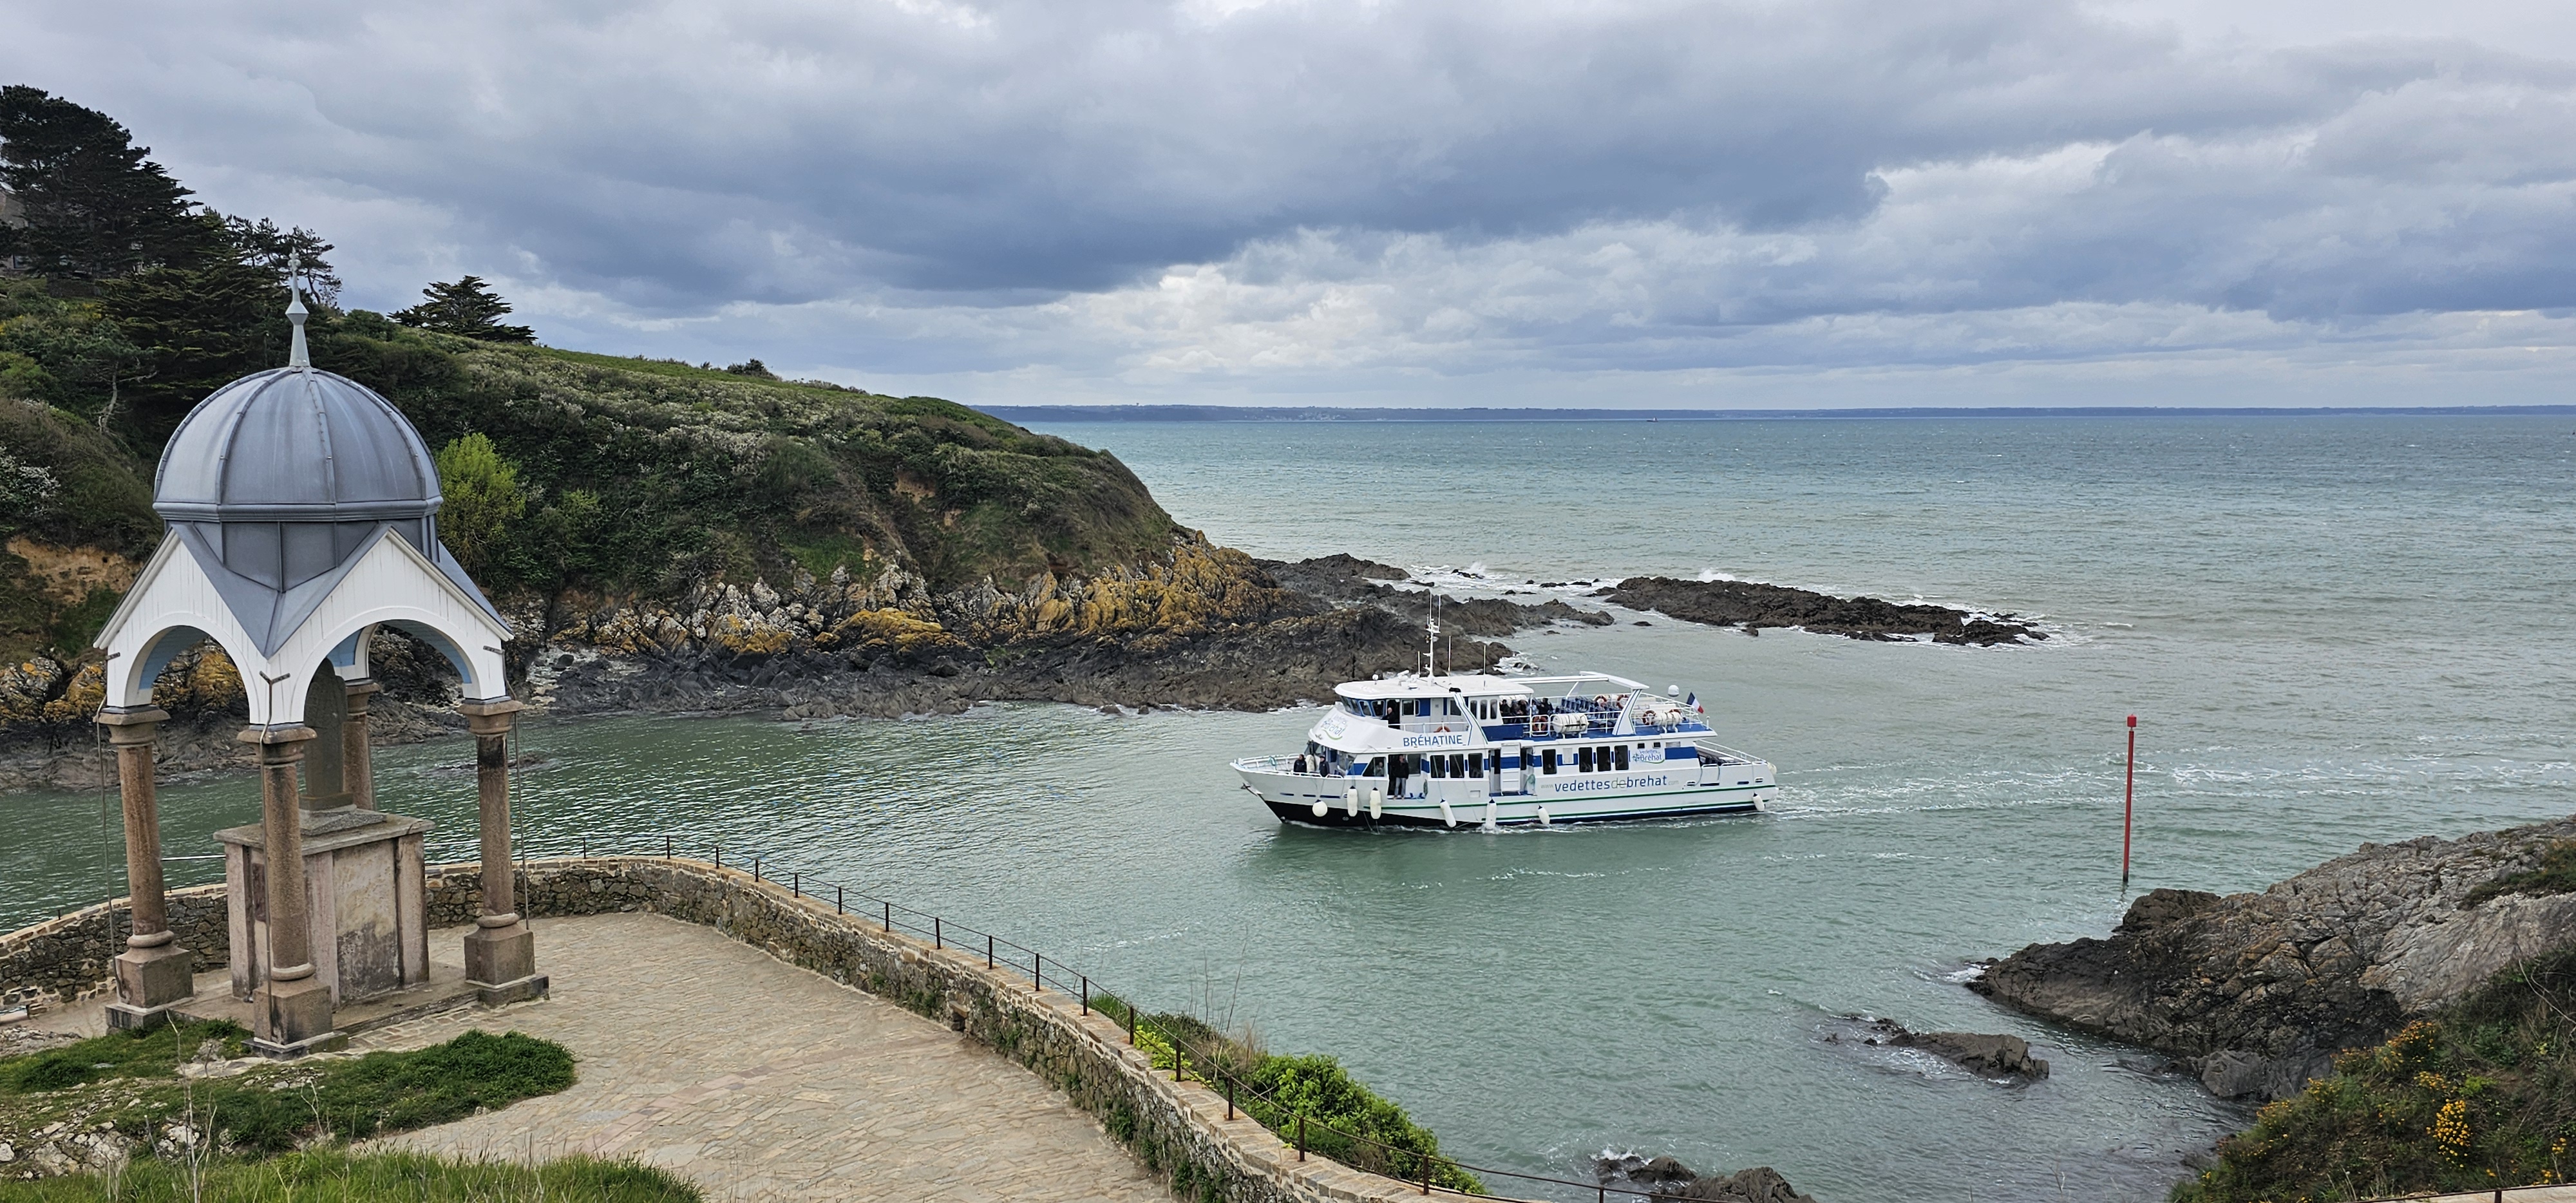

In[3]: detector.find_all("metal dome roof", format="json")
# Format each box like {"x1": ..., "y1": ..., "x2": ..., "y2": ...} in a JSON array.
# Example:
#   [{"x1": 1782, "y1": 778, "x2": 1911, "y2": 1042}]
[{"x1": 153, "y1": 366, "x2": 442, "y2": 522}]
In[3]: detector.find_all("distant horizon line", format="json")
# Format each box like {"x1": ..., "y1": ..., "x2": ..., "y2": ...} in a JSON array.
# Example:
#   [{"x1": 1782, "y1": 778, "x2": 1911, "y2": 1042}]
[{"x1": 974, "y1": 403, "x2": 2576, "y2": 422}]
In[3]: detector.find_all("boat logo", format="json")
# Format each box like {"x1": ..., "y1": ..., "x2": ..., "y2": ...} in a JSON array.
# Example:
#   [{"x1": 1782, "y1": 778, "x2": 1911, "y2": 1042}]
[{"x1": 1401, "y1": 733, "x2": 1467, "y2": 748}]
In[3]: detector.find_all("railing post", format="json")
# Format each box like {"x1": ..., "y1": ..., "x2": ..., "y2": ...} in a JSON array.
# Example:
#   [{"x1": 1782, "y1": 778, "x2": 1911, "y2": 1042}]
[
  {"x1": 1033, "y1": 952, "x2": 1042, "y2": 990},
  {"x1": 714, "y1": 845, "x2": 721, "y2": 871},
  {"x1": 835, "y1": 885, "x2": 843, "y2": 914},
  {"x1": 665, "y1": 835, "x2": 672, "y2": 860},
  {"x1": 986, "y1": 934, "x2": 994, "y2": 970},
  {"x1": 1175, "y1": 1046, "x2": 1183, "y2": 1083},
  {"x1": 1226, "y1": 1077, "x2": 1235, "y2": 1120},
  {"x1": 883, "y1": 901, "x2": 892, "y2": 933},
  {"x1": 1297, "y1": 1113, "x2": 1305, "y2": 1160},
  {"x1": 1127, "y1": 1008, "x2": 1135, "y2": 1045},
  {"x1": 934, "y1": 917, "x2": 942, "y2": 949},
  {"x1": 753, "y1": 857, "x2": 762, "y2": 884},
  {"x1": 1081, "y1": 976, "x2": 1090, "y2": 1015},
  {"x1": 791, "y1": 871, "x2": 800, "y2": 898}
]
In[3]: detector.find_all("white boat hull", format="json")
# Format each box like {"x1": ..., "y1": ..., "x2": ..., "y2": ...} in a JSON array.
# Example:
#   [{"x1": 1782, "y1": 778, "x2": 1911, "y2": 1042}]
[{"x1": 1235, "y1": 764, "x2": 1777, "y2": 828}]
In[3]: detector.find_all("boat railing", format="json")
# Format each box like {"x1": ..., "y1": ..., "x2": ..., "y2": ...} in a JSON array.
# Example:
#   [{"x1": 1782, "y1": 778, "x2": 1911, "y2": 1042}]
[
  {"x1": 1231, "y1": 754, "x2": 1348, "y2": 778},
  {"x1": 1691, "y1": 740, "x2": 1761, "y2": 766}
]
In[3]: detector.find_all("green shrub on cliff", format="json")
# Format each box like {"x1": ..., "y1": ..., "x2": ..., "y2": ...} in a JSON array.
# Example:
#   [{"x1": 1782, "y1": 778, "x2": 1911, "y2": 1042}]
[
  {"x1": 1084, "y1": 996, "x2": 1483, "y2": 1193},
  {"x1": 2173, "y1": 949, "x2": 2576, "y2": 1202}
]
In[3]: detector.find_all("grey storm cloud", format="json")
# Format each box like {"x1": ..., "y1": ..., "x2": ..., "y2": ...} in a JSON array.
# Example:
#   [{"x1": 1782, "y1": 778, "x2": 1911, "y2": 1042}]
[{"x1": 10, "y1": 0, "x2": 2576, "y2": 393}]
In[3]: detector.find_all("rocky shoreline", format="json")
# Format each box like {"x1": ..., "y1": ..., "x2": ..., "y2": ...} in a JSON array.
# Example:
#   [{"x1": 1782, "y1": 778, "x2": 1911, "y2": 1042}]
[
  {"x1": 1602, "y1": 577, "x2": 2043, "y2": 645},
  {"x1": 1972, "y1": 814, "x2": 2576, "y2": 1099},
  {"x1": 0, "y1": 549, "x2": 2045, "y2": 790}
]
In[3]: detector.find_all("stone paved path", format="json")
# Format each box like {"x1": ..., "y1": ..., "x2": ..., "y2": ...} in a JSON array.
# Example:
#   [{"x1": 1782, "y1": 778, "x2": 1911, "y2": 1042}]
[{"x1": 357, "y1": 911, "x2": 1171, "y2": 1203}]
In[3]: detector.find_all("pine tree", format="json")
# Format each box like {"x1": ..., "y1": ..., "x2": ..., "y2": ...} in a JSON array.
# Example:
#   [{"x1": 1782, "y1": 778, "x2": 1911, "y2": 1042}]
[
  {"x1": 97, "y1": 214, "x2": 290, "y2": 450},
  {"x1": 392, "y1": 276, "x2": 536, "y2": 343},
  {"x1": 0, "y1": 86, "x2": 209, "y2": 278}
]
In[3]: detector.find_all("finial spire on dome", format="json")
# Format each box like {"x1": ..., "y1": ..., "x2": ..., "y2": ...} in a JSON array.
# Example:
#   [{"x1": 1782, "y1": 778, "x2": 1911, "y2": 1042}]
[{"x1": 285, "y1": 253, "x2": 311, "y2": 369}]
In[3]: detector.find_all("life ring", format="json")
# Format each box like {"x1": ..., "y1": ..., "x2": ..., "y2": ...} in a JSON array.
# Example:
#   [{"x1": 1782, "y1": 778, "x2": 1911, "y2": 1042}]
[
  {"x1": 1435, "y1": 725, "x2": 1451, "y2": 733},
  {"x1": 1593, "y1": 694, "x2": 1610, "y2": 707}
]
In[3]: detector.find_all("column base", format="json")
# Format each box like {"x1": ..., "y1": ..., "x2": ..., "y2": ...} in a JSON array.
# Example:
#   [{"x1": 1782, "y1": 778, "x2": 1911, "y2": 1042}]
[
  {"x1": 109, "y1": 942, "x2": 195, "y2": 1026},
  {"x1": 250, "y1": 1030, "x2": 350, "y2": 1059},
  {"x1": 252, "y1": 974, "x2": 336, "y2": 1054},
  {"x1": 464, "y1": 922, "x2": 536, "y2": 988},
  {"x1": 475, "y1": 974, "x2": 551, "y2": 1007}
]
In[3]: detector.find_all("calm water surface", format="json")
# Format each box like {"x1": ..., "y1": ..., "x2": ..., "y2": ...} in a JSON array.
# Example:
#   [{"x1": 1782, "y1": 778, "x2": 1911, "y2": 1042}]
[{"x1": 7, "y1": 415, "x2": 2573, "y2": 1203}]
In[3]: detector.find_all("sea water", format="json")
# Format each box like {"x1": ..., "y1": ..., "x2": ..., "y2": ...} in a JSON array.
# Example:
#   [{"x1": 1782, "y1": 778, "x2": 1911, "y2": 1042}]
[{"x1": 6, "y1": 415, "x2": 2573, "y2": 1202}]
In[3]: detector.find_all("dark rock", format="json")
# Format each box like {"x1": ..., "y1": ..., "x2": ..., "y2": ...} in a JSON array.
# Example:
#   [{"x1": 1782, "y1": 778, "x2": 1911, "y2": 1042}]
[
  {"x1": 1973, "y1": 815, "x2": 2576, "y2": 1099},
  {"x1": 1601, "y1": 577, "x2": 2043, "y2": 645},
  {"x1": 1829, "y1": 1017, "x2": 2049, "y2": 1080},
  {"x1": 1596, "y1": 1154, "x2": 1821, "y2": 1203}
]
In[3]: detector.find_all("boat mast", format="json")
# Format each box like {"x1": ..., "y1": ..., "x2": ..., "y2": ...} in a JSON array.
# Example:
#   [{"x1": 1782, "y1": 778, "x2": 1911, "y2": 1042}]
[{"x1": 1423, "y1": 596, "x2": 1441, "y2": 677}]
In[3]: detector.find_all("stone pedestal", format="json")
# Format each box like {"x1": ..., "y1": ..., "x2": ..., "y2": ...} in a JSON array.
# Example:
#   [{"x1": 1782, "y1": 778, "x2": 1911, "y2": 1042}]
[{"x1": 217, "y1": 813, "x2": 433, "y2": 1007}]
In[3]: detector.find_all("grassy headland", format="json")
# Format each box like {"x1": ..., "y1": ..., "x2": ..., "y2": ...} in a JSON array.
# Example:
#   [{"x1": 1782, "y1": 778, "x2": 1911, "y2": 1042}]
[{"x1": 2174, "y1": 945, "x2": 2576, "y2": 1201}]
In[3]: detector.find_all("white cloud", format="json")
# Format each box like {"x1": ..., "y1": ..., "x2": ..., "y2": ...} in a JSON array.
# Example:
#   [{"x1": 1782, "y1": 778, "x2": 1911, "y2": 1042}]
[{"x1": 6, "y1": 0, "x2": 2576, "y2": 404}]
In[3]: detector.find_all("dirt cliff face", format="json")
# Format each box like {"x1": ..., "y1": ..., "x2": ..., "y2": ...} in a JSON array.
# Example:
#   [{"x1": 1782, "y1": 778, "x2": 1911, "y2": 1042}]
[{"x1": 1973, "y1": 815, "x2": 2576, "y2": 1099}]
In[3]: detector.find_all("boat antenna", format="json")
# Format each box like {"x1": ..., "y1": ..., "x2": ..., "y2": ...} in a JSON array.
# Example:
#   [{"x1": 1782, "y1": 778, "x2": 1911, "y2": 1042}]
[{"x1": 1425, "y1": 595, "x2": 1441, "y2": 677}]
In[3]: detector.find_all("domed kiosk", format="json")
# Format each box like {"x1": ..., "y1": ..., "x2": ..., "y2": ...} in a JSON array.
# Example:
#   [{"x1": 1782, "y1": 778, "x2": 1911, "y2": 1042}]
[{"x1": 90, "y1": 279, "x2": 542, "y2": 1054}]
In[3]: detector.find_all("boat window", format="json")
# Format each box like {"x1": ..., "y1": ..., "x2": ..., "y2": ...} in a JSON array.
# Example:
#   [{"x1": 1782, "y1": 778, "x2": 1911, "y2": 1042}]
[
  {"x1": 1542, "y1": 749, "x2": 1558, "y2": 775},
  {"x1": 1448, "y1": 753, "x2": 1464, "y2": 777},
  {"x1": 1367, "y1": 756, "x2": 1386, "y2": 776},
  {"x1": 1615, "y1": 745, "x2": 1629, "y2": 771},
  {"x1": 1578, "y1": 746, "x2": 1594, "y2": 772},
  {"x1": 1469, "y1": 752, "x2": 1483, "y2": 776}
]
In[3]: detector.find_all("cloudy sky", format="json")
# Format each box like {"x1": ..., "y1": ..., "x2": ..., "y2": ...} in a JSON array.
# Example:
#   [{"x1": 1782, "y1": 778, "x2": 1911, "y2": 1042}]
[{"x1": 10, "y1": 0, "x2": 2576, "y2": 408}]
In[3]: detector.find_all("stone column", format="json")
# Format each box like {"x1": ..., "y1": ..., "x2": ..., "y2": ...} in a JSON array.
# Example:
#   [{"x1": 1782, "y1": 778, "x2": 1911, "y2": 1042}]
[
  {"x1": 243, "y1": 725, "x2": 334, "y2": 1055},
  {"x1": 457, "y1": 698, "x2": 545, "y2": 1004},
  {"x1": 98, "y1": 706, "x2": 192, "y2": 1029},
  {"x1": 343, "y1": 677, "x2": 381, "y2": 810}
]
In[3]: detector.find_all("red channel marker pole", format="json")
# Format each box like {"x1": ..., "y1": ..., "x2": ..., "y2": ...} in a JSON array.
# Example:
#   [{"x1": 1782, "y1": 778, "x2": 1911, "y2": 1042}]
[{"x1": 2123, "y1": 714, "x2": 2138, "y2": 889}]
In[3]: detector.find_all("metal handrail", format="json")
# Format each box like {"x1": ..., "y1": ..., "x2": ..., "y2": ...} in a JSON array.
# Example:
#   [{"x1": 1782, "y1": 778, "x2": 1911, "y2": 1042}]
[{"x1": 427, "y1": 832, "x2": 1683, "y2": 1202}]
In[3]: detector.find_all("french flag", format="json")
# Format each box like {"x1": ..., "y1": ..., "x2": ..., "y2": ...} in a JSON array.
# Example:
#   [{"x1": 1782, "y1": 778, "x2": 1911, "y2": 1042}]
[{"x1": 1685, "y1": 692, "x2": 1703, "y2": 714}]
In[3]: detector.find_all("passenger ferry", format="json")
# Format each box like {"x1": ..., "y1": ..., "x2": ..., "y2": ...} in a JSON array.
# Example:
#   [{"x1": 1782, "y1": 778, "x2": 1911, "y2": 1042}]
[{"x1": 1231, "y1": 662, "x2": 1779, "y2": 829}]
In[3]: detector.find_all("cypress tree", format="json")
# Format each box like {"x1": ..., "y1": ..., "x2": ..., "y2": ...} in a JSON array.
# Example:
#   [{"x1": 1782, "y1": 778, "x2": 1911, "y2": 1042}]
[
  {"x1": 0, "y1": 86, "x2": 208, "y2": 279},
  {"x1": 392, "y1": 276, "x2": 536, "y2": 343}
]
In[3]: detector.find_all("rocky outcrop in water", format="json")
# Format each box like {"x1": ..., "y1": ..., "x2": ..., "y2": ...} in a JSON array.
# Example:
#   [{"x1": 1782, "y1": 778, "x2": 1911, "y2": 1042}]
[
  {"x1": 1600, "y1": 578, "x2": 2041, "y2": 645},
  {"x1": 1596, "y1": 1155, "x2": 1820, "y2": 1203},
  {"x1": 1971, "y1": 815, "x2": 2576, "y2": 1100},
  {"x1": 1824, "y1": 1018, "x2": 2050, "y2": 1080}
]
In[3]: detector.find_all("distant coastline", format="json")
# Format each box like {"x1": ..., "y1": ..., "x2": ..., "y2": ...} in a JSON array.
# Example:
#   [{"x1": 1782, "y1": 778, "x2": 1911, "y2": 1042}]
[{"x1": 977, "y1": 403, "x2": 2576, "y2": 422}]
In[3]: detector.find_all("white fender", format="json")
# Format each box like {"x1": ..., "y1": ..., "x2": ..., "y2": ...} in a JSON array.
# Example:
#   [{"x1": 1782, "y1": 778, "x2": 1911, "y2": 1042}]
[
  {"x1": 1368, "y1": 786, "x2": 1382, "y2": 817},
  {"x1": 1537, "y1": 806, "x2": 1552, "y2": 827},
  {"x1": 1312, "y1": 798, "x2": 1328, "y2": 817},
  {"x1": 1482, "y1": 799, "x2": 1497, "y2": 831},
  {"x1": 1439, "y1": 799, "x2": 1456, "y2": 828},
  {"x1": 1346, "y1": 786, "x2": 1360, "y2": 817},
  {"x1": 1369, "y1": 791, "x2": 1382, "y2": 820}
]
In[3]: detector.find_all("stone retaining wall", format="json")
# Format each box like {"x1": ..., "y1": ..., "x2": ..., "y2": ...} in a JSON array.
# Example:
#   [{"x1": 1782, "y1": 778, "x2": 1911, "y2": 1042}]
[{"x1": 4, "y1": 857, "x2": 1495, "y2": 1203}]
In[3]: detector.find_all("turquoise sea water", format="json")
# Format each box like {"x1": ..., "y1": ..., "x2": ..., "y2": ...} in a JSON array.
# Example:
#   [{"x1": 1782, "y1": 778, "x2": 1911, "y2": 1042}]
[{"x1": 6, "y1": 415, "x2": 2573, "y2": 1202}]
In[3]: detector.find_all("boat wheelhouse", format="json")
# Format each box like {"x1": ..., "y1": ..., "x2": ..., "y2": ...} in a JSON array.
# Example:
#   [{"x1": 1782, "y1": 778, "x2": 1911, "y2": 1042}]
[{"x1": 1232, "y1": 670, "x2": 1778, "y2": 828}]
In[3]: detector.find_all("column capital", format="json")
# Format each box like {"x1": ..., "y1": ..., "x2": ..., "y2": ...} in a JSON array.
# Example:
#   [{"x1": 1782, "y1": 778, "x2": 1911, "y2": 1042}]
[
  {"x1": 96, "y1": 706, "x2": 170, "y2": 744},
  {"x1": 457, "y1": 697, "x2": 524, "y2": 735},
  {"x1": 342, "y1": 677, "x2": 383, "y2": 701},
  {"x1": 238, "y1": 725, "x2": 319, "y2": 752}
]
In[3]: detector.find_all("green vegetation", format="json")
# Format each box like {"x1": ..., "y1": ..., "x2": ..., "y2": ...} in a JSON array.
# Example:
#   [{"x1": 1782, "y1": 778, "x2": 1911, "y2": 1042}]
[
  {"x1": 0, "y1": 86, "x2": 1183, "y2": 676},
  {"x1": 1, "y1": 1025, "x2": 574, "y2": 1162},
  {"x1": 392, "y1": 276, "x2": 536, "y2": 343},
  {"x1": 0, "y1": 1148, "x2": 700, "y2": 1202},
  {"x1": 2465, "y1": 840, "x2": 2576, "y2": 907},
  {"x1": 1, "y1": 1021, "x2": 247, "y2": 1095},
  {"x1": 2174, "y1": 949, "x2": 2576, "y2": 1202},
  {"x1": 1087, "y1": 995, "x2": 1484, "y2": 1193}
]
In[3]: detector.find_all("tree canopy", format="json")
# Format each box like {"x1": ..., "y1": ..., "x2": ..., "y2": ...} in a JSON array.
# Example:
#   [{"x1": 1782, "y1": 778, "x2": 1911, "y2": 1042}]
[
  {"x1": 0, "y1": 85, "x2": 205, "y2": 278},
  {"x1": 393, "y1": 276, "x2": 536, "y2": 343}
]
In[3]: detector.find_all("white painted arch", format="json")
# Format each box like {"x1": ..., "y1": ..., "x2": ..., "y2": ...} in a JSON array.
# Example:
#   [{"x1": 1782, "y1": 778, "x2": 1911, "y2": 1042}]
[{"x1": 95, "y1": 527, "x2": 512, "y2": 727}]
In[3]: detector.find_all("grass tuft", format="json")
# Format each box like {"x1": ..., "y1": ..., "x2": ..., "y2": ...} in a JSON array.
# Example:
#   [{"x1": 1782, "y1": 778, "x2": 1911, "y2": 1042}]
[{"x1": 0, "y1": 1147, "x2": 700, "y2": 1202}]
